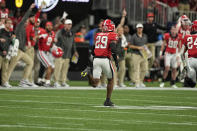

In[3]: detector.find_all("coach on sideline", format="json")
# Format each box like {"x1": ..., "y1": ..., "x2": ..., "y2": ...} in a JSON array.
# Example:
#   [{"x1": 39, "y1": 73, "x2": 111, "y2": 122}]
[
  {"x1": 54, "y1": 19, "x2": 78, "y2": 88},
  {"x1": 129, "y1": 23, "x2": 148, "y2": 88}
]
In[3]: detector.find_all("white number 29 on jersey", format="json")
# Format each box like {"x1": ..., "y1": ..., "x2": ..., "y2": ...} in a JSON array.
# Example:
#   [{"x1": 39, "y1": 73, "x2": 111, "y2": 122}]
[{"x1": 95, "y1": 36, "x2": 108, "y2": 49}]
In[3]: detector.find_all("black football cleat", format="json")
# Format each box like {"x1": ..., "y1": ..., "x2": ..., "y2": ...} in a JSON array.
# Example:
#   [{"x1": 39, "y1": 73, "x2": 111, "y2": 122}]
[{"x1": 104, "y1": 100, "x2": 115, "y2": 107}]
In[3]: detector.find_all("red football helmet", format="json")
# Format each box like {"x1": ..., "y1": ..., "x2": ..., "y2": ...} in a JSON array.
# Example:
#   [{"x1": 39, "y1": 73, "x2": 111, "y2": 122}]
[
  {"x1": 102, "y1": 19, "x2": 115, "y2": 32},
  {"x1": 52, "y1": 47, "x2": 63, "y2": 58},
  {"x1": 192, "y1": 20, "x2": 197, "y2": 32},
  {"x1": 180, "y1": 15, "x2": 190, "y2": 25}
]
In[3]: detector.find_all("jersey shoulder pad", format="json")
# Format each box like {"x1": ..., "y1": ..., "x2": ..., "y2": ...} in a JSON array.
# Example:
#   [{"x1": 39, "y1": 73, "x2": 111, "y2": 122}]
[{"x1": 108, "y1": 32, "x2": 118, "y2": 41}]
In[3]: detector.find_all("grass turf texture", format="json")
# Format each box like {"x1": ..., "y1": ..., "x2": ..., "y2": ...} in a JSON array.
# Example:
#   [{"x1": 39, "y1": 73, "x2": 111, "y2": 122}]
[{"x1": 0, "y1": 88, "x2": 197, "y2": 131}]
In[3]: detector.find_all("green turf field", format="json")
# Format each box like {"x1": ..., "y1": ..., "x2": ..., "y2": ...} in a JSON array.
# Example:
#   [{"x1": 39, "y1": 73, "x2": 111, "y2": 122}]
[{"x1": 0, "y1": 86, "x2": 197, "y2": 131}]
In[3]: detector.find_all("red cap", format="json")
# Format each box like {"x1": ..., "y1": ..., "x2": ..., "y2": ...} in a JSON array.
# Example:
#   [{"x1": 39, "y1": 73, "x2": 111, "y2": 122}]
[
  {"x1": 147, "y1": 13, "x2": 154, "y2": 17},
  {"x1": 45, "y1": 22, "x2": 53, "y2": 27}
]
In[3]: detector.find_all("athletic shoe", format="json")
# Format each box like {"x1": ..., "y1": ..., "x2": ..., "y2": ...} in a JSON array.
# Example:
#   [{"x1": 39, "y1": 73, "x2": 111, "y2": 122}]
[
  {"x1": 54, "y1": 82, "x2": 61, "y2": 88},
  {"x1": 172, "y1": 84, "x2": 178, "y2": 88},
  {"x1": 81, "y1": 66, "x2": 91, "y2": 77},
  {"x1": 104, "y1": 100, "x2": 115, "y2": 107},
  {"x1": 135, "y1": 83, "x2": 141, "y2": 88},
  {"x1": 19, "y1": 79, "x2": 33, "y2": 87},
  {"x1": 30, "y1": 82, "x2": 39, "y2": 88},
  {"x1": 61, "y1": 83, "x2": 70, "y2": 87},
  {"x1": 119, "y1": 83, "x2": 127, "y2": 88},
  {"x1": 160, "y1": 82, "x2": 165, "y2": 88},
  {"x1": 113, "y1": 85, "x2": 119, "y2": 88},
  {"x1": 2, "y1": 82, "x2": 12, "y2": 88},
  {"x1": 140, "y1": 83, "x2": 146, "y2": 88},
  {"x1": 99, "y1": 84, "x2": 106, "y2": 88}
]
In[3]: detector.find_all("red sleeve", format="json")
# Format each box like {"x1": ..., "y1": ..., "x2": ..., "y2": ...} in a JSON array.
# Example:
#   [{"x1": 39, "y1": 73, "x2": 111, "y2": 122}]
[
  {"x1": 35, "y1": 11, "x2": 41, "y2": 23},
  {"x1": 26, "y1": 24, "x2": 32, "y2": 45},
  {"x1": 109, "y1": 32, "x2": 118, "y2": 41},
  {"x1": 163, "y1": 33, "x2": 169, "y2": 41}
]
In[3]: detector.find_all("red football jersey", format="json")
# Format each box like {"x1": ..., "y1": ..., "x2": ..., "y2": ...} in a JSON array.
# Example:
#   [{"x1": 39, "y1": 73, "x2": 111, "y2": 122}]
[
  {"x1": 164, "y1": 33, "x2": 182, "y2": 54},
  {"x1": 178, "y1": 27, "x2": 190, "y2": 39},
  {"x1": 94, "y1": 32, "x2": 118, "y2": 58},
  {"x1": 38, "y1": 28, "x2": 55, "y2": 51},
  {"x1": 184, "y1": 34, "x2": 197, "y2": 58},
  {"x1": 0, "y1": 8, "x2": 9, "y2": 19}
]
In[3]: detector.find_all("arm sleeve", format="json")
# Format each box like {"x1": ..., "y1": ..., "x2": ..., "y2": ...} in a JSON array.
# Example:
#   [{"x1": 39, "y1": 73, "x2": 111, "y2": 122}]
[
  {"x1": 26, "y1": 25, "x2": 31, "y2": 44},
  {"x1": 35, "y1": 11, "x2": 41, "y2": 23},
  {"x1": 110, "y1": 42, "x2": 117, "y2": 54}
]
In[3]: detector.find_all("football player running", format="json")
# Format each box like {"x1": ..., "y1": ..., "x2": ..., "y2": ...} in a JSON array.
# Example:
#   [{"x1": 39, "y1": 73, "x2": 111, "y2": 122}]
[
  {"x1": 182, "y1": 20, "x2": 197, "y2": 87},
  {"x1": 37, "y1": 22, "x2": 61, "y2": 87},
  {"x1": 87, "y1": 19, "x2": 119, "y2": 106},
  {"x1": 160, "y1": 26, "x2": 182, "y2": 88}
]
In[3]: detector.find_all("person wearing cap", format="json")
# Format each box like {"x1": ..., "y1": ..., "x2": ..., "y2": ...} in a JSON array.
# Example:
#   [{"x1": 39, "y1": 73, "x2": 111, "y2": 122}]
[
  {"x1": 143, "y1": 12, "x2": 166, "y2": 73},
  {"x1": 54, "y1": 19, "x2": 79, "y2": 87},
  {"x1": 129, "y1": 23, "x2": 148, "y2": 88}
]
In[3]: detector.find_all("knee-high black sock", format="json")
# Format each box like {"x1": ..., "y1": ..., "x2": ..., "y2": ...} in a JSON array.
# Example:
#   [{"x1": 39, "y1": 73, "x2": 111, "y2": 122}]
[{"x1": 39, "y1": 63, "x2": 46, "y2": 78}]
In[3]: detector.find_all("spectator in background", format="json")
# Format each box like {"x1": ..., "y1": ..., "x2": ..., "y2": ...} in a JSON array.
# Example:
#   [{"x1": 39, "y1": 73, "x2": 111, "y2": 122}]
[
  {"x1": 143, "y1": 13, "x2": 166, "y2": 73},
  {"x1": 74, "y1": 25, "x2": 87, "y2": 43},
  {"x1": 129, "y1": 23, "x2": 148, "y2": 88},
  {"x1": 178, "y1": 0, "x2": 190, "y2": 11},
  {"x1": 11, "y1": 9, "x2": 22, "y2": 30},
  {"x1": 5, "y1": 4, "x2": 35, "y2": 87},
  {"x1": 53, "y1": 16, "x2": 65, "y2": 32},
  {"x1": 0, "y1": 18, "x2": 14, "y2": 87},
  {"x1": 40, "y1": 12, "x2": 48, "y2": 28},
  {"x1": 190, "y1": 0, "x2": 197, "y2": 12},
  {"x1": 25, "y1": 8, "x2": 41, "y2": 87},
  {"x1": 116, "y1": 26, "x2": 128, "y2": 87},
  {"x1": 0, "y1": 0, "x2": 9, "y2": 19},
  {"x1": 54, "y1": 19, "x2": 78, "y2": 87},
  {"x1": 124, "y1": 25, "x2": 135, "y2": 85}
]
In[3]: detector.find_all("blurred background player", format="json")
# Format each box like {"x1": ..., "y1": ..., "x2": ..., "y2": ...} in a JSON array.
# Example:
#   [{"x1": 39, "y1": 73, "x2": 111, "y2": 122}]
[
  {"x1": 159, "y1": 26, "x2": 182, "y2": 88},
  {"x1": 37, "y1": 22, "x2": 56, "y2": 87},
  {"x1": 88, "y1": 19, "x2": 119, "y2": 106},
  {"x1": 182, "y1": 20, "x2": 197, "y2": 87}
]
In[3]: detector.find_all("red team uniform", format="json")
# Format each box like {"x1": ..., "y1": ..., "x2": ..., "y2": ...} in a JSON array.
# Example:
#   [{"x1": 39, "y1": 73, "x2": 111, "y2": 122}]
[
  {"x1": 94, "y1": 32, "x2": 118, "y2": 58},
  {"x1": 93, "y1": 31, "x2": 118, "y2": 79},
  {"x1": 184, "y1": 34, "x2": 197, "y2": 58},
  {"x1": 0, "y1": 8, "x2": 9, "y2": 19},
  {"x1": 37, "y1": 28, "x2": 56, "y2": 68},
  {"x1": 163, "y1": 33, "x2": 182, "y2": 68}
]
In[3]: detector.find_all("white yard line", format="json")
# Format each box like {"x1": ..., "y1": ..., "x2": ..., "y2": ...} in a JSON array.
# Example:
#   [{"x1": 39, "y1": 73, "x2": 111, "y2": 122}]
[
  {"x1": 0, "y1": 124, "x2": 118, "y2": 131},
  {"x1": 0, "y1": 105, "x2": 197, "y2": 118},
  {"x1": 0, "y1": 97, "x2": 196, "y2": 106},
  {"x1": 0, "y1": 86, "x2": 197, "y2": 91},
  {"x1": 0, "y1": 114, "x2": 197, "y2": 127},
  {"x1": 1, "y1": 93, "x2": 197, "y2": 101}
]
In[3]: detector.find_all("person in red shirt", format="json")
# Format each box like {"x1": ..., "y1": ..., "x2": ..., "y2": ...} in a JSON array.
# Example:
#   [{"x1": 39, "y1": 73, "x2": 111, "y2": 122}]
[
  {"x1": 159, "y1": 26, "x2": 182, "y2": 88},
  {"x1": 0, "y1": 0, "x2": 9, "y2": 19},
  {"x1": 25, "y1": 8, "x2": 41, "y2": 85},
  {"x1": 182, "y1": 20, "x2": 197, "y2": 87},
  {"x1": 87, "y1": 19, "x2": 119, "y2": 106},
  {"x1": 37, "y1": 22, "x2": 56, "y2": 87}
]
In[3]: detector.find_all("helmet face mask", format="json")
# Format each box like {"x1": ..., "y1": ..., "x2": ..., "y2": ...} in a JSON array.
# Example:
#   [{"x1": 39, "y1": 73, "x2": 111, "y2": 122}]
[{"x1": 102, "y1": 19, "x2": 115, "y2": 32}]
